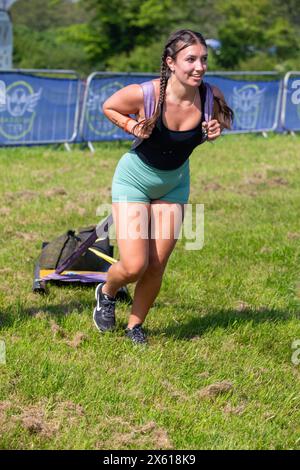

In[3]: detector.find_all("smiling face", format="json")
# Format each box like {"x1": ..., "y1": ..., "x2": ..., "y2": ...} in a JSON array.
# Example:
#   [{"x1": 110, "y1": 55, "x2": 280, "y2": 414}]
[{"x1": 166, "y1": 42, "x2": 208, "y2": 86}]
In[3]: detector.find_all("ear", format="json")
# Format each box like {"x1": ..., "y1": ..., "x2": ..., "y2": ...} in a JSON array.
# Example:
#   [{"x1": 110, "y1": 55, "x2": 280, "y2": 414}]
[{"x1": 165, "y1": 56, "x2": 175, "y2": 72}]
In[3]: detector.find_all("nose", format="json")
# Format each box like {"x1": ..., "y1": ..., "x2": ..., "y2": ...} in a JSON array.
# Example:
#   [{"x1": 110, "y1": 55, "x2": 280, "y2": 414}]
[{"x1": 194, "y1": 59, "x2": 205, "y2": 72}]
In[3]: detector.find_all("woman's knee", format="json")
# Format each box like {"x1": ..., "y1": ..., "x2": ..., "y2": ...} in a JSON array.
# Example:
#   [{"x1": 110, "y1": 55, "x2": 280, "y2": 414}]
[{"x1": 119, "y1": 259, "x2": 148, "y2": 282}]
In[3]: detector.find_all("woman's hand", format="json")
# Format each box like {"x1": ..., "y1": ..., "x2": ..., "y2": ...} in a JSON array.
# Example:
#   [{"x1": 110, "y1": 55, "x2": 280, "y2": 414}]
[
  {"x1": 129, "y1": 119, "x2": 154, "y2": 139},
  {"x1": 202, "y1": 119, "x2": 222, "y2": 141}
]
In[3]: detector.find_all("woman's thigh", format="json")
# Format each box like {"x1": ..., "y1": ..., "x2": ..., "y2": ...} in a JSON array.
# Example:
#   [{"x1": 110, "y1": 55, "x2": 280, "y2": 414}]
[
  {"x1": 112, "y1": 202, "x2": 151, "y2": 271},
  {"x1": 148, "y1": 201, "x2": 185, "y2": 269}
]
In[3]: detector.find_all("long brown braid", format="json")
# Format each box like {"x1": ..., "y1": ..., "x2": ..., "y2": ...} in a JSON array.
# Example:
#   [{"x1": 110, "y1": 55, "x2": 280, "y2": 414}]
[{"x1": 132, "y1": 29, "x2": 233, "y2": 136}]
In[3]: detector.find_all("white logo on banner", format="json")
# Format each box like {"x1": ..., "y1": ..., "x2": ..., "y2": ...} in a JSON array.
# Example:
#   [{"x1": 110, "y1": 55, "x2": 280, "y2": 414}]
[
  {"x1": 0, "y1": 80, "x2": 6, "y2": 106},
  {"x1": 291, "y1": 80, "x2": 300, "y2": 121},
  {"x1": 0, "y1": 81, "x2": 42, "y2": 139},
  {"x1": 86, "y1": 81, "x2": 123, "y2": 136},
  {"x1": 232, "y1": 84, "x2": 265, "y2": 129},
  {"x1": 291, "y1": 80, "x2": 300, "y2": 105}
]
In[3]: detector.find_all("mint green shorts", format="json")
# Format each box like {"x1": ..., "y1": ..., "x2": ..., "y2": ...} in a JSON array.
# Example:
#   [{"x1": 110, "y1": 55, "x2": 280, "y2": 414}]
[{"x1": 112, "y1": 151, "x2": 190, "y2": 204}]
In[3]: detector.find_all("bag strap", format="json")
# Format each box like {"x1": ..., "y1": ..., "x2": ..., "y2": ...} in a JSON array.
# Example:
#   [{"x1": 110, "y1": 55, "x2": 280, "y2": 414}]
[
  {"x1": 204, "y1": 82, "x2": 214, "y2": 122},
  {"x1": 131, "y1": 80, "x2": 215, "y2": 150},
  {"x1": 142, "y1": 80, "x2": 156, "y2": 119},
  {"x1": 131, "y1": 80, "x2": 155, "y2": 150}
]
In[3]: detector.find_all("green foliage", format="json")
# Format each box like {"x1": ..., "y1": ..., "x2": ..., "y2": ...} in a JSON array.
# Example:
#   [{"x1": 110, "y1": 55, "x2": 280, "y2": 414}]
[
  {"x1": 216, "y1": 0, "x2": 300, "y2": 69},
  {"x1": 9, "y1": 0, "x2": 300, "y2": 73},
  {"x1": 13, "y1": 24, "x2": 90, "y2": 73},
  {"x1": 82, "y1": 0, "x2": 175, "y2": 66},
  {"x1": 11, "y1": 0, "x2": 89, "y2": 31},
  {"x1": 105, "y1": 42, "x2": 164, "y2": 73}
]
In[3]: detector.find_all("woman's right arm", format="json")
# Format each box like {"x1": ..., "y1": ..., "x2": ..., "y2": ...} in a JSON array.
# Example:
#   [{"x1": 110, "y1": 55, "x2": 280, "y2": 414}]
[{"x1": 102, "y1": 84, "x2": 150, "y2": 138}]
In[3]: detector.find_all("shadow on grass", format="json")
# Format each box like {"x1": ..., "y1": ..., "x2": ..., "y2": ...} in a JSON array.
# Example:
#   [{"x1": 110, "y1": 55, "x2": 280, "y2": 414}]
[
  {"x1": 0, "y1": 283, "x2": 131, "y2": 329},
  {"x1": 150, "y1": 305, "x2": 299, "y2": 340},
  {"x1": 1, "y1": 294, "x2": 298, "y2": 340}
]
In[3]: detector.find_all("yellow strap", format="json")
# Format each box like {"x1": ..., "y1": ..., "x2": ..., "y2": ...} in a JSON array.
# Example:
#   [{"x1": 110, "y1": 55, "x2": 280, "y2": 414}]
[{"x1": 88, "y1": 247, "x2": 117, "y2": 264}]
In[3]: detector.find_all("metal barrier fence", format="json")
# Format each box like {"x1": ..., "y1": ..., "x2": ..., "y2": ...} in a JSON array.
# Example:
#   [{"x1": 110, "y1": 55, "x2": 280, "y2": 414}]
[
  {"x1": 205, "y1": 71, "x2": 283, "y2": 134},
  {"x1": 280, "y1": 71, "x2": 300, "y2": 132},
  {"x1": 0, "y1": 69, "x2": 299, "y2": 148},
  {"x1": 79, "y1": 72, "x2": 157, "y2": 146},
  {"x1": 80, "y1": 71, "x2": 285, "y2": 146},
  {"x1": 0, "y1": 69, "x2": 81, "y2": 146}
]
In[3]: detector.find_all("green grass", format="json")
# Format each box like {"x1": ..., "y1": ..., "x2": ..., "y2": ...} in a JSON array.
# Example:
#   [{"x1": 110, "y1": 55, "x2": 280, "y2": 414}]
[{"x1": 0, "y1": 134, "x2": 300, "y2": 450}]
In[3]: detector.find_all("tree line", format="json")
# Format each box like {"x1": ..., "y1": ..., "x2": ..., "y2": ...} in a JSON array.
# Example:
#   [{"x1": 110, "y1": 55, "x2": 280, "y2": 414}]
[{"x1": 11, "y1": 0, "x2": 300, "y2": 75}]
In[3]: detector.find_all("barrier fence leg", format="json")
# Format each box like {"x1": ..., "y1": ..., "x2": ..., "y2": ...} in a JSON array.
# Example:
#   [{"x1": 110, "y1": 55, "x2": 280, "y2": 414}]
[
  {"x1": 262, "y1": 131, "x2": 268, "y2": 138},
  {"x1": 88, "y1": 141, "x2": 95, "y2": 153},
  {"x1": 64, "y1": 143, "x2": 71, "y2": 152}
]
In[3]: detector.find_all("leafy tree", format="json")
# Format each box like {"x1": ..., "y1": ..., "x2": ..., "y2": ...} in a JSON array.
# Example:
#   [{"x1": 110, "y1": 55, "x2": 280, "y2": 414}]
[
  {"x1": 11, "y1": 0, "x2": 89, "y2": 30},
  {"x1": 11, "y1": 0, "x2": 91, "y2": 72},
  {"x1": 81, "y1": 0, "x2": 175, "y2": 67},
  {"x1": 216, "y1": 0, "x2": 299, "y2": 69}
]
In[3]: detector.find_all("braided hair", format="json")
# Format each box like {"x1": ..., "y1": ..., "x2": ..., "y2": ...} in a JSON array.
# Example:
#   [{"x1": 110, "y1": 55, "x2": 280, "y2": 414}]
[{"x1": 134, "y1": 29, "x2": 233, "y2": 136}]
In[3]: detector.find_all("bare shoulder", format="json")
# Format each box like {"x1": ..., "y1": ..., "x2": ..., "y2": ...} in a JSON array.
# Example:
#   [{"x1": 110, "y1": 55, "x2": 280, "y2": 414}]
[
  {"x1": 211, "y1": 85, "x2": 226, "y2": 101},
  {"x1": 102, "y1": 83, "x2": 144, "y2": 115}
]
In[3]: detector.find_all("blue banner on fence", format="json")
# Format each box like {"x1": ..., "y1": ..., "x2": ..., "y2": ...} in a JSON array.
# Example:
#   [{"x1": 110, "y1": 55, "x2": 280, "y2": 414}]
[
  {"x1": 282, "y1": 76, "x2": 300, "y2": 131},
  {"x1": 0, "y1": 72, "x2": 80, "y2": 145},
  {"x1": 81, "y1": 75, "x2": 157, "y2": 142},
  {"x1": 81, "y1": 74, "x2": 282, "y2": 141},
  {"x1": 205, "y1": 76, "x2": 281, "y2": 132}
]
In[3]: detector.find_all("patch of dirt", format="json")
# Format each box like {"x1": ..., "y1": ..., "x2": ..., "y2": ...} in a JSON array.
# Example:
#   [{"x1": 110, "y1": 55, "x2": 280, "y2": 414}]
[
  {"x1": 263, "y1": 412, "x2": 276, "y2": 421},
  {"x1": 242, "y1": 173, "x2": 288, "y2": 188},
  {"x1": 64, "y1": 201, "x2": 87, "y2": 216},
  {"x1": 235, "y1": 301, "x2": 250, "y2": 312},
  {"x1": 44, "y1": 188, "x2": 67, "y2": 198},
  {"x1": 0, "y1": 207, "x2": 11, "y2": 216},
  {"x1": 203, "y1": 182, "x2": 223, "y2": 192},
  {"x1": 50, "y1": 320, "x2": 66, "y2": 338},
  {"x1": 260, "y1": 246, "x2": 272, "y2": 254},
  {"x1": 288, "y1": 232, "x2": 300, "y2": 240},
  {"x1": 197, "y1": 372, "x2": 210, "y2": 379},
  {"x1": 0, "y1": 399, "x2": 86, "y2": 439},
  {"x1": 104, "y1": 421, "x2": 172, "y2": 450},
  {"x1": 32, "y1": 311, "x2": 49, "y2": 320},
  {"x1": 197, "y1": 381, "x2": 233, "y2": 399},
  {"x1": 190, "y1": 335, "x2": 202, "y2": 342},
  {"x1": 65, "y1": 332, "x2": 87, "y2": 348},
  {"x1": 0, "y1": 268, "x2": 12, "y2": 275},
  {"x1": 4, "y1": 190, "x2": 39, "y2": 202},
  {"x1": 99, "y1": 160, "x2": 110, "y2": 169},
  {"x1": 18, "y1": 231, "x2": 39, "y2": 241},
  {"x1": 19, "y1": 406, "x2": 49, "y2": 435},
  {"x1": 223, "y1": 403, "x2": 246, "y2": 415},
  {"x1": 267, "y1": 177, "x2": 288, "y2": 187},
  {"x1": 162, "y1": 380, "x2": 188, "y2": 401}
]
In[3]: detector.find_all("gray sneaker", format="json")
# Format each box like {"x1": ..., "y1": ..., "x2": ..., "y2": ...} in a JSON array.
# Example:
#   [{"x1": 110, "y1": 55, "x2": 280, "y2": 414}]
[
  {"x1": 93, "y1": 283, "x2": 116, "y2": 332},
  {"x1": 125, "y1": 324, "x2": 147, "y2": 344}
]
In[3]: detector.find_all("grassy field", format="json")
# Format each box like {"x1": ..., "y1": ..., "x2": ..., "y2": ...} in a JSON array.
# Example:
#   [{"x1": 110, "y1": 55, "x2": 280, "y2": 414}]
[{"x1": 0, "y1": 134, "x2": 300, "y2": 450}]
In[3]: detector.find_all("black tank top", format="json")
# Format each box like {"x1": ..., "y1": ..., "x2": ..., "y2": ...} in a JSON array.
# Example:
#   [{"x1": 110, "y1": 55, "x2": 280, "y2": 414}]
[{"x1": 135, "y1": 85, "x2": 207, "y2": 170}]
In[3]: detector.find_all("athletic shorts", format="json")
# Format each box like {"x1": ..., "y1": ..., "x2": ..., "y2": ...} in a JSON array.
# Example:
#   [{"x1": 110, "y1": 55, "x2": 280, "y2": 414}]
[{"x1": 111, "y1": 151, "x2": 190, "y2": 204}]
